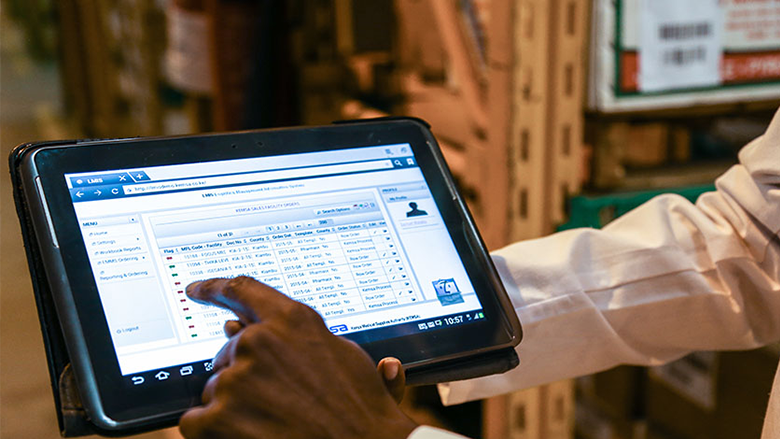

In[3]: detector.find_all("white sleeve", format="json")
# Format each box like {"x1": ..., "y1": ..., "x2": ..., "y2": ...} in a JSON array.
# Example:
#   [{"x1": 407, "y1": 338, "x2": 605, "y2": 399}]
[
  {"x1": 439, "y1": 109, "x2": 780, "y2": 405},
  {"x1": 407, "y1": 426, "x2": 470, "y2": 439}
]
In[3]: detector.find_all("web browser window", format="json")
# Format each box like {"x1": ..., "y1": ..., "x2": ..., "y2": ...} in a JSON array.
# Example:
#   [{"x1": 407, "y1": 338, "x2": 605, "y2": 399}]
[{"x1": 65, "y1": 144, "x2": 485, "y2": 377}]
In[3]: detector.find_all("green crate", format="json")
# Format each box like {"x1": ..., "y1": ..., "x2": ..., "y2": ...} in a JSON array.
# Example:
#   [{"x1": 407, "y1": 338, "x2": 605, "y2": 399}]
[{"x1": 558, "y1": 185, "x2": 715, "y2": 231}]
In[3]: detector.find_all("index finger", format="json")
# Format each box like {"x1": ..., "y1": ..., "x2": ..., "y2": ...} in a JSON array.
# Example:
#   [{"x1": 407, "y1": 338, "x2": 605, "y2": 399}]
[{"x1": 186, "y1": 276, "x2": 293, "y2": 324}]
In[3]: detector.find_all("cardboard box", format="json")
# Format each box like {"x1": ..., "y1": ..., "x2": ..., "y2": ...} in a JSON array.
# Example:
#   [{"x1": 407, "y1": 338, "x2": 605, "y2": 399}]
[
  {"x1": 715, "y1": 348, "x2": 778, "y2": 439},
  {"x1": 578, "y1": 366, "x2": 647, "y2": 421},
  {"x1": 646, "y1": 348, "x2": 778, "y2": 439},
  {"x1": 576, "y1": 399, "x2": 648, "y2": 439},
  {"x1": 646, "y1": 352, "x2": 717, "y2": 439},
  {"x1": 623, "y1": 124, "x2": 669, "y2": 168}
]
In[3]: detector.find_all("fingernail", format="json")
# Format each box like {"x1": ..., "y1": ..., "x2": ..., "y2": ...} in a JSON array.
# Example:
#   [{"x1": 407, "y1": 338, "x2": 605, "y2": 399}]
[
  {"x1": 384, "y1": 361, "x2": 399, "y2": 381},
  {"x1": 186, "y1": 281, "x2": 201, "y2": 294}
]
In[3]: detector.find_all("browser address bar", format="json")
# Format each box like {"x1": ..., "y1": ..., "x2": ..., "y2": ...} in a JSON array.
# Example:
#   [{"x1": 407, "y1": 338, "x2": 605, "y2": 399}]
[{"x1": 123, "y1": 160, "x2": 395, "y2": 195}]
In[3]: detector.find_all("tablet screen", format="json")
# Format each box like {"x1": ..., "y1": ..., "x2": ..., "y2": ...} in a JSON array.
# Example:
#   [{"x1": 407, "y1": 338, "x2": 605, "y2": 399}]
[{"x1": 63, "y1": 144, "x2": 486, "y2": 383}]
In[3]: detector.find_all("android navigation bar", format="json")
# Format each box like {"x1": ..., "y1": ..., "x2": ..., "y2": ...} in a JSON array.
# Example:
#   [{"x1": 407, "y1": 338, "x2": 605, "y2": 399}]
[{"x1": 127, "y1": 359, "x2": 214, "y2": 387}]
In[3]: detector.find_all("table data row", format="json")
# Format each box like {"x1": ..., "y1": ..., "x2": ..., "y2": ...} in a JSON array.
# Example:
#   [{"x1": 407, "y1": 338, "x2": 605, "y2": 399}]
[{"x1": 158, "y1": 221, "x2": 422, "y2": 340}]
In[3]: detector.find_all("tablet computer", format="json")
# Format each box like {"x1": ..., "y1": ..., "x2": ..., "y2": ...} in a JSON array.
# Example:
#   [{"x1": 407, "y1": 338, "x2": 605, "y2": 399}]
[{"x1": 11, "y1": 118, "x2": 521, "y2": 434}]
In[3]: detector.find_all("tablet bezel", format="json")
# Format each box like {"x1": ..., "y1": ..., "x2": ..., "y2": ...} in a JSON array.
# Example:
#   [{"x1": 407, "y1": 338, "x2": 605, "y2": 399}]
[{"x1": 20, "y1": 119, "x2": 521, "y2": 431}]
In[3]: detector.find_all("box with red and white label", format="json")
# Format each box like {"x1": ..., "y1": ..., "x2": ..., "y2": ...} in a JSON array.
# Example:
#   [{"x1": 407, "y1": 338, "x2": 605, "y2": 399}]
[{"x1": 589, "y1": 0, "x2": 780, "y2": 112}]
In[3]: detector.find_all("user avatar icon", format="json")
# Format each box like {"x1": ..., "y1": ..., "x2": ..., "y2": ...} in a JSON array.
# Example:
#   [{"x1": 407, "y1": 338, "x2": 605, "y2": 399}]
[{"x1": 406, "y1": 202, "x2": 428, "y2": 217}]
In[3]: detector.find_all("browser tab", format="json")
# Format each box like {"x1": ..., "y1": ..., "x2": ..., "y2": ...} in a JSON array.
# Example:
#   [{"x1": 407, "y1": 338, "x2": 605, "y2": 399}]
[{"x1": 70, "y1": 173, "x2": 134, "y2": 187}]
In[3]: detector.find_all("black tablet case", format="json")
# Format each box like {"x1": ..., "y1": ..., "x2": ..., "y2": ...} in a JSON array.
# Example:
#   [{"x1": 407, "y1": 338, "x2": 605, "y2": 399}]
[
  {"x1": 9, "y1": 128, "x2": 519, "y2": 437},
  {"x1": 11, "y1": 140, "x2": 101, "y2": 436}
]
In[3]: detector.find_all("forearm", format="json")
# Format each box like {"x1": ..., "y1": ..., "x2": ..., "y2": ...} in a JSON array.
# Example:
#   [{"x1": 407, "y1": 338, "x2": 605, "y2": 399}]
[{"x1": 440, "y1": 114, "x2": 780, "y2": 405}]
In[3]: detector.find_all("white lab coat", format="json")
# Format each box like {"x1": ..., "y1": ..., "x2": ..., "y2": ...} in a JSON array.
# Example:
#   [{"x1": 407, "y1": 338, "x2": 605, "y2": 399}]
[{"x1": 409, "y1": 109, "x2": 780, "y2": 439}]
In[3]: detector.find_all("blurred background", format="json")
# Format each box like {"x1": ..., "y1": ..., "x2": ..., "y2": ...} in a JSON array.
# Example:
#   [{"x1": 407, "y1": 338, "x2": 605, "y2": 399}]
[{"x1": 2, "y1": 1, "x2": 780, "y2": 438}]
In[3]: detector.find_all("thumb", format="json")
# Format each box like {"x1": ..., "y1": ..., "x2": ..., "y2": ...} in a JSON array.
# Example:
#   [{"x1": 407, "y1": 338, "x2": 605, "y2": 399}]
[{"x1": 377, "y1": 357, "x2": 406, "y2": 404}]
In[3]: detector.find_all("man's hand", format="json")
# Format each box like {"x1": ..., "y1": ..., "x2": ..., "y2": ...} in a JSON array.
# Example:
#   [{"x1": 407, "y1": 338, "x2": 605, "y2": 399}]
[
  {"x1": 178, "y1": 276, "x2": 418, "y2": 439},
  {"x1": 224, "y1": 320, "x2": 407, "y2": 403}
]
